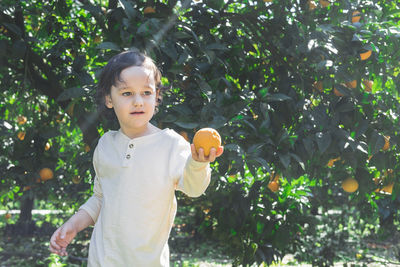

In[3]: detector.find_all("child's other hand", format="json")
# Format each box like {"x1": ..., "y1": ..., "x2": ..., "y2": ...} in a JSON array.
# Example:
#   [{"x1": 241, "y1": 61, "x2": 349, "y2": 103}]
[
  {"x1": 191, "y1": 144, "x2": 224, "y2": 163},
  {"x1": 49, "y1": 221, "x2": 77, "y2": 257}
]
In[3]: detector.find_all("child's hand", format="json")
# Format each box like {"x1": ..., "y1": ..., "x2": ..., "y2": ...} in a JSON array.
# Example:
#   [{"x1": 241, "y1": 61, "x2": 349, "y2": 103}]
[
  {"x1": 191, "y1": 144, "x2": 224, "y2": 163},
  {"x1": 49, "y1": 221, "x2": 77, "y2": 257}
]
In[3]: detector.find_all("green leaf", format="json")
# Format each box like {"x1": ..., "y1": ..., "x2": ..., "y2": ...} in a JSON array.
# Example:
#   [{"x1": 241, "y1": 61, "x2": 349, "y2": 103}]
[
  {"x1": 96, "y1": 42, "x2": 121, "y2": 51},
  {"x1": 266, "y1": 93, "x2": 292, "y2": 102},
  {"x1": 315, "y1": 132, "x2": 331, "y2": 154},
  {"x1": 173, "y1": 121, "x2": 199, "y2": 129},
  {"x1": 57, "y1": 87, "x2": 86, "y2": 102}
]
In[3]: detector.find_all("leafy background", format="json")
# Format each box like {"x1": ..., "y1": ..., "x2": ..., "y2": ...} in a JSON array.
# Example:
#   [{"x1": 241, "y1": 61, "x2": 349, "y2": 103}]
[{"x1": 1, "y1": 0, "x2": 400, "y2": 266}]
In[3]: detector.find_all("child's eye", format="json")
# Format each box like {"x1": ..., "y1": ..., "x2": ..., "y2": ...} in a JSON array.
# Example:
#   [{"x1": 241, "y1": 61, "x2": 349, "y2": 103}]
[
  {"x1": 122, "y1": 92, "x2": 132, "y2": 96},
  {"x1": 143, "y1": 91, "x2": 152, "y2": 96}
]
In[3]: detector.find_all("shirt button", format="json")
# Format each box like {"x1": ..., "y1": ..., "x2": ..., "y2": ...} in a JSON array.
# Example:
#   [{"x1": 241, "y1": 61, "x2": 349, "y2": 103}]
[
  {"x1": 126, "y1": 154, "x2": 131, "y2": 159},
  {"x1": 129, "y1": 144, "x2": 134, "y2": 148}
]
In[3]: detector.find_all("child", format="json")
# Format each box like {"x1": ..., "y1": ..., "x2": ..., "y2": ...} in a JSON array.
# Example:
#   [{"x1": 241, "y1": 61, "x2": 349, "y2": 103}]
[{"x1": 49, "y1": 51, "x2": 224, "y2": 266}]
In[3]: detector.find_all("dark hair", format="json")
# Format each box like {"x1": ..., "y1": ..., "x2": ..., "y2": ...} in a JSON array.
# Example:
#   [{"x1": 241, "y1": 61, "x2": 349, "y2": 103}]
[{"x1": 96, "y1": 50, "x2": 166, "y2": 120}]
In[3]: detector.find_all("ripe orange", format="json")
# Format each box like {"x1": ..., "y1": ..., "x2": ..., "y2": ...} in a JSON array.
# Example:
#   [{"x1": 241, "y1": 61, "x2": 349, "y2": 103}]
[
  {"x1": 39, "y1": 168, "x2": 54, "y2": 181},
  {"x1": 342, "y1": 178, "x2": 359, "y2": 193},
  {"x1": 382, "y1": 136, "x2": 390, "y2": 151},
  {"x1": 326, "y1": 157, "x2": 340, "y2": 167},
  {"x1": 362, "y1": 80, "x2": 373, "y2": 92},
  {"x1": 308, "y1": 0, "x2": 317, "y2": 10},
  {"x1": 45, "y1": 142, "x2": 51, "y2": 151},
  {"x1": 17, "y1": 131, "x2": 26, "y2": 140},
  {"x1": 17, "y1": 115, "x2": 27, "y2": 125},
  {"x1": 193, "y1": 128, "x2": 221, "y2": 157},
  {"x1": 84, "y1": 144, "x2": 91, "y2": 152},
  {"x1": 313, "y1": 81, "x2": 323, "y2": 92},
  {"x1": 319, "y1": 0, "x2": 330, "y2": 7},
  {"x1": 382, "y1": 183, "x2": 394, "y2": 194},
  {"x1": 179, "y1": 131, "x2": 189, "y2": 142},
  {"x1": 345, "y1": 80, "x2": 357, "y2": 89},
  {"x1": 143, "y1": 6, "x2": 156, "y2": 14},
  {"x1": 333, "y1": 88, "x2": 344, "y2": 97},
  {"x1": 268, "y1": 181, "x2": 279, "y2": 192},
  {"x1": 360, "y1": 50, "x2": 372, "y2": 61},
  {"x1": 5, "y1": 213, "x2": 11, "y2": 220},
  {"x1": 352, "y1": 11, "x2": 361, "y2": 23}
]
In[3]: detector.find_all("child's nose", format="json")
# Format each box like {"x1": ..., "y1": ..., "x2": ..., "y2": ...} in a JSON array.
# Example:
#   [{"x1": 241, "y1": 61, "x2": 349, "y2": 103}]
[{"x1": 132, "y1": 95, "x2": 144, "y2": 106}]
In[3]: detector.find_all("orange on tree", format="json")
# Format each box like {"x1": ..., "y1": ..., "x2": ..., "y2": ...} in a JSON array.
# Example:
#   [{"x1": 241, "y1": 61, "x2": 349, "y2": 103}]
[
  {"x1": 39, "y1": 167, "x2": 54, "y2": 181},
  {"x1": 382, "y1": 135, "x2": 390, "y2": 151},
  {"x1": 193, "y1": 128, "x2": 221, "y2": 157},
  {"x1": 352, "y1": 11, "x2": 361, "y2": 23},
  {"x1": 308, "y1": 0, "x2": 317, "y2": 10},
  {"x1": 84, "y1": 144, "x2": 91, "y2": 152},
  {"x1": 17, "y1": 115, "x2": 27, "y2": 125},
  {"x1": 313, "y1": 81, "x2": 323, "y2": 92},
  {"x1": 5, "y1": 213, "x2": 11, "y2": 220},
  {"x1": 319, "y1": 0, "x2": 330, "y2": 7},
  {"x1": 360, "y1": 50, "x2": 372, "y2": 61},
  {"x1": 45, "y1": 142, "x2": 51, "y2": 151},
  {"x1": 179, "y1": 131, "x2": 189, "y2": 142},
  {"x1": 17, "y1": 131, "x2": 26, "y2": 140},
  {"x1": 362, "y1": 79, "x2": 373, "y2": 92},
  {"x1": 326, "y1": 156, "x2": 340, "y2": 167},
  {"x1": 333, "y1": 87, "x2": 344, "y2": 97},
  {"x1": 345, "y1": 80, "x2": 357, "y2": 89},
  {"x1": 143, "y1": 6, "x2": 156, "y2": 14},
  {"x1": 268, "y1": 181, "x2": 279, "y2": 192},
  {"x1": 341, "y1": 177, "x2": 359, "y2": 193}
]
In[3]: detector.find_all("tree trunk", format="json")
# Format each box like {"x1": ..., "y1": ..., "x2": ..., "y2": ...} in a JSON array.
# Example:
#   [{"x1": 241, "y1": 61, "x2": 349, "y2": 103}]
[{"x1": 15, "y1": 196, "x2": 35, "y2": 236}]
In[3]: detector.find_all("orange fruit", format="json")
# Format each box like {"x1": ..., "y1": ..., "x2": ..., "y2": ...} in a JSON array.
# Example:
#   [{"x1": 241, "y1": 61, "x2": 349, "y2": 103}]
[
  {"x1": 143, "y1": 6, "x2": 156, "y2": 14},
  {"x1": 193, "y1": 128, "x2": 221, "y2": 157},
  {"x1": 352, "y1": 11, "x2": 361, "y2": 23},
  {"x1": 382, "y1": 183, "x2": 394, "y2": 194},
  {"x1": 382, "y1": 136, "x2": 390, "y2": 151},
  {"x1": 179, "y1": 131, "x2": 189, "y2": 142},
  {"x1": 84, "y1": 144, "x2": 91, "y2": 152},
  {"x1": 345, "y1": 80, "x2": 357, "y2": 89},
  {"x1": 39, "y1": 168, "x2": 54, "y2": 181},
  {"x1": 308, "y1": 0, "x2": 317, "y2": 10},
  {"x1": 17, "y1": 115, "x2": 27, "y2": 125},
  {"x1": 342, "y1": 178, "x2": 359, "y2": 193},
  {"x1": 333, "y1": 88, "x2": 344, "y2": 97},
  {"x1": 326, "y1": 157, "x2": 341, "y2": 167},
  {"x1": 362, "y1": 80, "x2": 373, "y2": 92},
  {"x1": 270, "y1": 172, "x2": 280, "y2": 182},
  {"x1": 17, "y1": 131, "x2": 26, "y2": 140},
  {"x1": 313, "y1": 81, "x2": 323, "y2": 92},
  {"x1": 319, "y1": 0, "x2": 330, "y2": 7},
  {"x1": 268, "y1": 181, "x2": 279, "y2": 192},
  {"x1": 44, "y1": 142, "x2": 51, "y2": 151},
  {"x1": 360, "y1": 50, "x2": 372, "y2": 61},
  {"x1": 5, "y1": 213, "x2": 11, "y2": 220},
  {"x1": 72, "y1": 176, "x2": 81, "y2": 184}
]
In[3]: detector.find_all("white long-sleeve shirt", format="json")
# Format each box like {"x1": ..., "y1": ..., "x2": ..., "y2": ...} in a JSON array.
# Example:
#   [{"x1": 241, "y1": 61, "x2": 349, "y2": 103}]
[{"x1": 78, "y1": 128, "x2": 211, "y2": 266}]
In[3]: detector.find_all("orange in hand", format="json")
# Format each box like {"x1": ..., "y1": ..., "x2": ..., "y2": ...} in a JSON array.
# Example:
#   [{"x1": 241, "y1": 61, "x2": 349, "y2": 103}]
[{"x1": 193, "y1": 128, "x2": 221, "y2": 157}]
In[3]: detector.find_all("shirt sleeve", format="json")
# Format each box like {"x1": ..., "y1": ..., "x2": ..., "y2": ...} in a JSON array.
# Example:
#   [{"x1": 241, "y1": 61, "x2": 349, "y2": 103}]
[
  {"x1": 78, "y1": 146, "x2": 103, "y2": 223},
  {"x1": 171, "y1": 135, "x2": 211, "y2": 197}
]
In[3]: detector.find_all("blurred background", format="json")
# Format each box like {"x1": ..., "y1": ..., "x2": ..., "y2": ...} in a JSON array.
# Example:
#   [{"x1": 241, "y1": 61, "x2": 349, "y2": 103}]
[{"x1": 1, "y1": 0, "x2": 400, "y2": 266}]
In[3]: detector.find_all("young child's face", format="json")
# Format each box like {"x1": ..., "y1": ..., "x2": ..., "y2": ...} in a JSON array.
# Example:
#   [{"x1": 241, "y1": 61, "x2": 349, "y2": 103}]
[{"x1": 105, "y1": 66, "x2": 158, "y2": 133}]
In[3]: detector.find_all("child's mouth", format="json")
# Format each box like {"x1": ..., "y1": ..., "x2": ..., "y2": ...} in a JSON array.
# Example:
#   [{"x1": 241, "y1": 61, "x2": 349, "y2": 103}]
[{"x1": 131, "y1": 112, "x2": 144, "y2": 115}]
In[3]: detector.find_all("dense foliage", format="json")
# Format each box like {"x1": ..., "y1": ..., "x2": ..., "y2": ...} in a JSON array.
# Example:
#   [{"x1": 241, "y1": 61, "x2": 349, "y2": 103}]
[{"x1": 1, "y1": 0, "x2": 400, "y2": 265}]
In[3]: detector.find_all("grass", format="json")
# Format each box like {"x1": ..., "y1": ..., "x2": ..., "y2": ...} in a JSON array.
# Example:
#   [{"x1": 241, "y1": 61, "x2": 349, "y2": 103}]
[{"x1": 1, "y1": 209, "x2": 400, "y2": 266}]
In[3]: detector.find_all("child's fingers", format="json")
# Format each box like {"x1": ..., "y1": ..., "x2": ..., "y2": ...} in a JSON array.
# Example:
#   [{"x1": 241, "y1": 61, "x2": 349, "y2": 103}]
[
  {"x1": 208, "y1": 148, "x2": 217, "y2": 162},
  {"x1": 216, "y1": 146, "x2": 224, "y2": 157}
]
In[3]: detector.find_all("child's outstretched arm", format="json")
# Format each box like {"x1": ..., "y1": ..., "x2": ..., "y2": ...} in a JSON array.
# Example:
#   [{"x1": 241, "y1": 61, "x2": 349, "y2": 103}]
[
  {"x1": 190, "y1": 145, "x2": 224, "y2": 163},
  {"x1": 49, "y1": 209, "x2": 94, "y2": 256}
]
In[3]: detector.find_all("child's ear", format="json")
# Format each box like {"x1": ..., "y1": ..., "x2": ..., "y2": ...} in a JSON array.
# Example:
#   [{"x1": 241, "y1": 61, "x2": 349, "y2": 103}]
[{"x1": 105, "y1": 95, "x2": 113, "y2": 108}]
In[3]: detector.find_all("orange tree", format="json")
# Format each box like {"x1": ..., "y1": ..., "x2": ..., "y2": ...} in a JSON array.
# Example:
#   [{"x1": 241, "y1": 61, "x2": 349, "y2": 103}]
[{"x1": 1, "y1": 0, "x2": 400, "y2": 265}]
